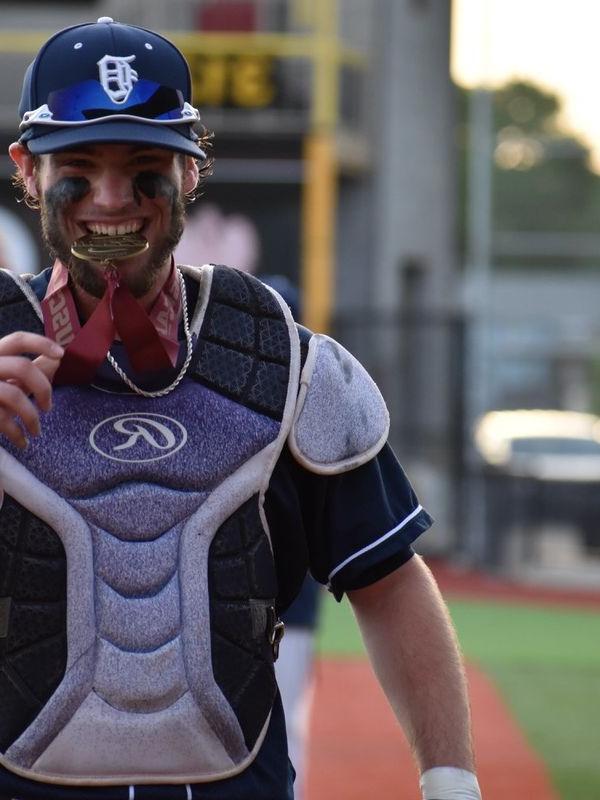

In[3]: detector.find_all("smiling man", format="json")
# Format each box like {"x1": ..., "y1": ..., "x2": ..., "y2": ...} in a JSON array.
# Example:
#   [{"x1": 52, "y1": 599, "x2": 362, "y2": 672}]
[{"x1": 0, "y1": 17, "x2": 482, "y2": 800}]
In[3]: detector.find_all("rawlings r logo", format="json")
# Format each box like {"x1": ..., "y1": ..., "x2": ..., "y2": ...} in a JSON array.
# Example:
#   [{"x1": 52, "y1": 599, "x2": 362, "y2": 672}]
[
  {"x1": 97, "y1": 54, "x2": 138, "y2": 103},
  {"x1": 89, "y1": 413, "x2": 187, "y2": 462},
  {"x1": 113, "y1": 417, "x2": 177, "y2": 451}
]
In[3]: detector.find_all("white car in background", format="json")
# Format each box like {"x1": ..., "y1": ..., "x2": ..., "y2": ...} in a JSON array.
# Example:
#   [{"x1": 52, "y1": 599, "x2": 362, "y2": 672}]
[
  {"x1": 473, "y1": 409, "x2": 600, "y2": 562},
  {"x1": 474, "y1": 409, "x2": 600, "y2": 482}
]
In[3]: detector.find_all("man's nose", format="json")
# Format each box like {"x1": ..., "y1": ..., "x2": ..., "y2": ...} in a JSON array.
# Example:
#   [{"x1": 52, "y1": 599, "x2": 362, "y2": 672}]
[{"x1": 92, "y1": 169, "x2": 135, "y2": 209}]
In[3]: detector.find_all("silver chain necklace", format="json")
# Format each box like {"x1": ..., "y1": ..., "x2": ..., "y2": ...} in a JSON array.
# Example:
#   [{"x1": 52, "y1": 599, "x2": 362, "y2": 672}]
[{"x1": 105, "y1": 269, "x2": 194, "y2": 398}]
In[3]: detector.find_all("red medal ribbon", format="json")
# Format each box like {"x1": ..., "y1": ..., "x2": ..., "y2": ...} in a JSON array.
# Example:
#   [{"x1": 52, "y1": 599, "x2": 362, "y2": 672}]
[{"x1": 42, "y1": 259, "x2": 182, "y2": 386}]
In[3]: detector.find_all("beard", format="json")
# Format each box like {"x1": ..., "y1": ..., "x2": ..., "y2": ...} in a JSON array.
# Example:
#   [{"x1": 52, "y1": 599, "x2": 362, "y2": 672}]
[{"x1": 40, "y1": 185, "x2": 186, "y2": 300}]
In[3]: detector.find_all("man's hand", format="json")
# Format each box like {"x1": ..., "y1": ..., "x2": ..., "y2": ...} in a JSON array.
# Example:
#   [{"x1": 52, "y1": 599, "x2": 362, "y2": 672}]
[{"x1": 0, "y1": 332, "x2": 64, "y2": 449}]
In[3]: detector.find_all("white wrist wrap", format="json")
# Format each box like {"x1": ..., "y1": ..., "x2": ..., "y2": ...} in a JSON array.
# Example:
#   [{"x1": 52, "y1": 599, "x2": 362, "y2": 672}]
[{"x1": 420, "y1": 767, "x2": 482, "y2": 800}]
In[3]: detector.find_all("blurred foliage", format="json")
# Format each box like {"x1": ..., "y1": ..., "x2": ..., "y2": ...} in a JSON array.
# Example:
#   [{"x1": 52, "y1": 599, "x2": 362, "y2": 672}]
[{"x1": 456, "y1": 79, "x2": 600, "y2": 268}]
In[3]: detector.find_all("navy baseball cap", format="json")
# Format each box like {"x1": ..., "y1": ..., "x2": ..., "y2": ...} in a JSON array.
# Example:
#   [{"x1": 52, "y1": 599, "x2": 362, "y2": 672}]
[{"x1": 18, "y1": 17, "x2": 206, "y2": 159}]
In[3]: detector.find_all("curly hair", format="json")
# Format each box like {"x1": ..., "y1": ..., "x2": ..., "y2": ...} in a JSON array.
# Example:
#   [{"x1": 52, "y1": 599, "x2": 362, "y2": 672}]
[
  {"x1": 12, "y1": 154, "x2": 41, "y2": 209},
  {"x1": 12, "y1": 126, "x2": 215, "y2": 209},
  {"x1": 185, "y1": 125, "x2": 214, "y2": 204}
]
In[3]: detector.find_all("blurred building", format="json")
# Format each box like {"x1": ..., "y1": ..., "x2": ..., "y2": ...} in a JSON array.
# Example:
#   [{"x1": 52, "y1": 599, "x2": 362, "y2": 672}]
[{"x1": 0, "y1": 0, "x2": 459, "y2": 551}]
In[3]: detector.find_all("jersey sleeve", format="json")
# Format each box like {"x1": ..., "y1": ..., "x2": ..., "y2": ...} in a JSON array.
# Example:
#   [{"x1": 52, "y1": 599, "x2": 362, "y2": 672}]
[{"x1": 265, "y1": 442, "x2": 433, "y2": 604}]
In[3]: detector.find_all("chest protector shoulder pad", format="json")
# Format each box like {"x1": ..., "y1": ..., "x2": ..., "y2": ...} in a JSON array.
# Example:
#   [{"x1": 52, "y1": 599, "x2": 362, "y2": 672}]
[{"x1": 288, "y1": 333, "x2": 389, "y2": 474}]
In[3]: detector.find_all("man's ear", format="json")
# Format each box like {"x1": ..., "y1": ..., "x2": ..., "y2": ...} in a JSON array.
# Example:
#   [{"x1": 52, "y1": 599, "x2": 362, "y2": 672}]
[
  {"x1": 182, "y1": 156, "x2": 200, "y2": 195},
  {"x1": 9, "y1": 142, "x2": 40, "y2": 200}
]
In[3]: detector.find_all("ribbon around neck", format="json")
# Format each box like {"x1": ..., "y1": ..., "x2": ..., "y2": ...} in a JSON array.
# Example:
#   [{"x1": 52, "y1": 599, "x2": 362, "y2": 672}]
[{"x1": 42, "y1": 259, "x2": 182, "y2": 386}]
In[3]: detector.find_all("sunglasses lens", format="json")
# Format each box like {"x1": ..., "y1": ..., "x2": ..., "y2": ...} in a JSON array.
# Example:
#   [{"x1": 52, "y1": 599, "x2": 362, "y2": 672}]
[{"x1": 47, "y1": 79, "x2": 185, "y2": 122}]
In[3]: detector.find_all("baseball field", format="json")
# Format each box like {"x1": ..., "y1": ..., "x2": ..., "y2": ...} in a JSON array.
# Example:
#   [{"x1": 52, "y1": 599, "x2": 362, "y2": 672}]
[{"x1": 305, "y1": 559, "x2": 600, "y2": 800}]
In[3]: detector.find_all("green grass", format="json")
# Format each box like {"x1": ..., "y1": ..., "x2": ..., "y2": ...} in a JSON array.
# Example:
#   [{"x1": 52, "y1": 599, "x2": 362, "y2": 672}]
[
  {"x1": 315, "y1": 591, "x2": 364, "y2": 656},
  {"x1": 486, "y1": 663, "x2": 600, "y2": 800},
  {"x1": 315, "y1": 593, "x2": 600, "y2": 800},
  {"x1": 447, "y1": 599, "x2": 600, "y2": 667}
]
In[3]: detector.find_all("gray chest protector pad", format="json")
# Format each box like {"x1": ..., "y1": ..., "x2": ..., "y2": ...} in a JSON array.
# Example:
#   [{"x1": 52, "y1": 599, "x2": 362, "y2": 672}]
[
  {"x1": 288, "y1": 333, "x2": 390, "y2": 475},
  {"x1": 0, "y1": 265, "x2": 301, "y2": 786}
]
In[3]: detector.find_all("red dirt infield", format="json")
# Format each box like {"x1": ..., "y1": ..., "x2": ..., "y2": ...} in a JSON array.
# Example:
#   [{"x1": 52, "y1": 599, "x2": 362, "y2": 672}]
[{"x1": 306, "y1": 658, "x2": 560, "y2": 800}]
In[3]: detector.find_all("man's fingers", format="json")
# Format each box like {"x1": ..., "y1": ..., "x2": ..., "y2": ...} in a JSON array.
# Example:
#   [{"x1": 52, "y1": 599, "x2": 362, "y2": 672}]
[
  {"x1": 0, "y1": 331, "x2": 64, "y2": 360},
  {"x1": 32, "y1": 353, "x2": 63, "y2": 383},
  {"x1": 0, "y1": 381, "x2": 41, "y2": 439},
  {"x1": 0, "y1": 356, "x2": 54, "y2": 412},
  {"x1": 0, "y1": 409, "x2": 28, "y2": 450},
  {"x1": 0, "y1": 333, "x2": 64, "y2": 447}
]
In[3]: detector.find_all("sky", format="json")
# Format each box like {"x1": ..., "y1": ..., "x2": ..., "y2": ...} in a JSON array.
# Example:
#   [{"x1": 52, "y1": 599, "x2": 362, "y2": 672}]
[{"x1": 451, "y1": 0, "x2": 600, "y2": 170}]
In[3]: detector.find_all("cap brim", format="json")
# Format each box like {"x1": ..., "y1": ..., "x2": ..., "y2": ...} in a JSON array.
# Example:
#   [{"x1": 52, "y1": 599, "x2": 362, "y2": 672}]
[{"x1": 23, "y1": 120, "x2": 206, "y2": 159}]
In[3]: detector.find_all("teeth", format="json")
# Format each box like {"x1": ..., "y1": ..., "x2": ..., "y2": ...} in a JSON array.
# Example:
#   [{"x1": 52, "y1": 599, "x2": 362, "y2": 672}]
[{"x1": 87, "y1": 221, "x2": 142, "y2": 235}]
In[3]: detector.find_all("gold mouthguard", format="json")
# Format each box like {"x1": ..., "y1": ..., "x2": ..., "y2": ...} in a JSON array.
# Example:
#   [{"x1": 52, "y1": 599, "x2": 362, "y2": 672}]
[{"x1": 71, "y1": 232, "x2": 149, "y2": 263}]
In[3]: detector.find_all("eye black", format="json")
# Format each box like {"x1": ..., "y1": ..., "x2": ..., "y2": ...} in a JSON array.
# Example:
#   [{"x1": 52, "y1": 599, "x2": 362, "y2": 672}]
[
  {"x1": 133, "y1": 172, "x2": 177, "y2": 205},
  {"x1": 45, "y1": 177, "x2": 91, "y2": 208}
]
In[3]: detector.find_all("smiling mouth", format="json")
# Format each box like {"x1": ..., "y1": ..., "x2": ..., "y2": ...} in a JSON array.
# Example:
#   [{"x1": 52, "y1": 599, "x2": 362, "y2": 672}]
[
  {"x1": 71, "y1": 231, "x2": 149, "y2": 263},
  {"x1": 85, "y1": 221, "x2": 144, "y2": 236}
]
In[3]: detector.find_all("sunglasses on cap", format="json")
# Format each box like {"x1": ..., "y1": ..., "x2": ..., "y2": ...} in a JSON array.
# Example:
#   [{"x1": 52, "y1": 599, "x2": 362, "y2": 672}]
[{"x1": 20, "y1": 78, "x2": 200, "y2": 130}]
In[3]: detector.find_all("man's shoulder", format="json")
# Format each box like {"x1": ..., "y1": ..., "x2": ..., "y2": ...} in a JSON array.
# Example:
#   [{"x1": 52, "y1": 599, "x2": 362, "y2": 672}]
[
  {"x1": 0, "y1": 266, "x2": 50, "y2": 294},
  {"x1": 182, "y1": 263, "x2": 303, "y2": 422}
]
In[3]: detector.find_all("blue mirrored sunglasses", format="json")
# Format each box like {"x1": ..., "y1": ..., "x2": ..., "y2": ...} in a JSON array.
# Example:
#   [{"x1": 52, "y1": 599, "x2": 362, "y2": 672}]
[{"x1": 21, "y1": 79, "x2": 199, "y2": 128}]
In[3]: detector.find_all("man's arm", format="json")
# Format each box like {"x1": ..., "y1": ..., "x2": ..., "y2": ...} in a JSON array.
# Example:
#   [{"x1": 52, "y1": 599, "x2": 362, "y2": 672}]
[{"x1": 348, "y1": 554, "x2": 476, "y2": 777}]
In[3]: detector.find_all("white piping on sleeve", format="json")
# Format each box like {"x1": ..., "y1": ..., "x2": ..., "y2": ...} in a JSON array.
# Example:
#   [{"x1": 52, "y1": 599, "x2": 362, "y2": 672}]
[
  {"x1": 328, "y1": 505, "x2": 424, "y2": 583},
  {"x1": 129, "y1": 787, "x2": 135, "y2": 800}
]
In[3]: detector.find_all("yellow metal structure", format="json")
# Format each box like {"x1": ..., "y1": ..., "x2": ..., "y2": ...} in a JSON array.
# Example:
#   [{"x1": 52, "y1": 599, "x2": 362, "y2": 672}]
[
  {"x1": 301, "y1": 0, "x2": 340, "y2": 332},
  {"x1": 302, "y1": 132, "x2": 337, "y2": 333}
]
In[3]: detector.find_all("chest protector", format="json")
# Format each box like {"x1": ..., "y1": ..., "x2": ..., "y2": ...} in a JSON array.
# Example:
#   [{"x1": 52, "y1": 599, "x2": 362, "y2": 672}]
[{"x1": 0, "y1": 264, "x2": 302, "y2": 786}]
